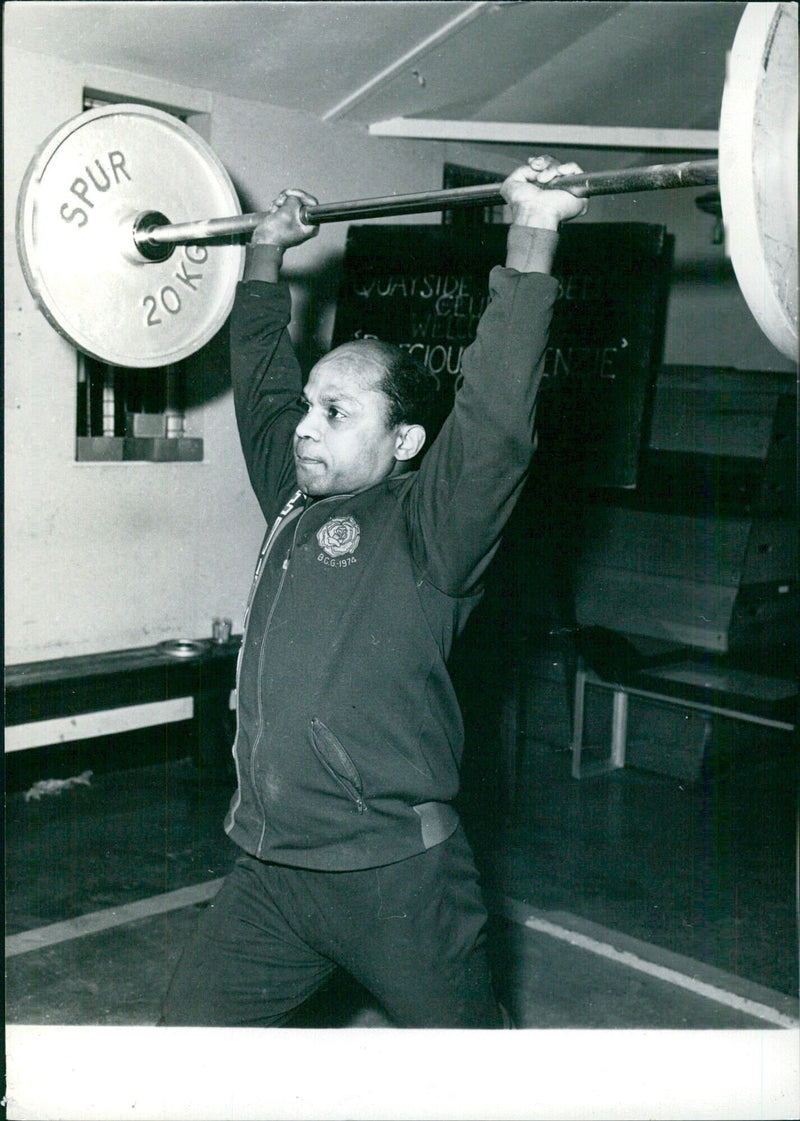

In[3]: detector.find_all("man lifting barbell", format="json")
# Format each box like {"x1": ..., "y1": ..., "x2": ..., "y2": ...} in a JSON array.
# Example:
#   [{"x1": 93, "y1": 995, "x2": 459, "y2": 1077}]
[
  {"x1": 161, "y1": 155, "x2": 587, "y2": 1028},
  {"x1": 9, "y1": 0, "x2": 795, "y2": 1031}
]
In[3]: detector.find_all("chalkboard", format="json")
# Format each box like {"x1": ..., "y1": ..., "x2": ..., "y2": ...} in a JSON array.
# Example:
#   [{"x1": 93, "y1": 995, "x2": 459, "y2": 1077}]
[{"x1": 331, "y1": 223, "x2": 673, "y2": 488}]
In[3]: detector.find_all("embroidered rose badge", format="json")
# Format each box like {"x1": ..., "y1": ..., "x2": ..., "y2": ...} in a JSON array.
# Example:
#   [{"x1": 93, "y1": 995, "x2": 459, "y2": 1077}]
[{"x1": 316, "y1": 516, "x2": 361, "y2": 558}]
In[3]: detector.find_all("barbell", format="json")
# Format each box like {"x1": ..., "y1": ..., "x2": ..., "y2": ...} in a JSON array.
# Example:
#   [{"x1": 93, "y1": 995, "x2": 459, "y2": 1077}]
[
  {"x1": 15, "y1": 1, "x2": 798, "y2": 368},
  {"x1": 134, "y1": 160, "x2": 722, "y2": 253}
]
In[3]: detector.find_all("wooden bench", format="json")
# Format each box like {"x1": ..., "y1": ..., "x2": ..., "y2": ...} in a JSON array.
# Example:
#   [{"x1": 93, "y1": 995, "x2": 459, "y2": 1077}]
[{"x1": 5, "y1": 638, "x2": 240, "y2": 759}]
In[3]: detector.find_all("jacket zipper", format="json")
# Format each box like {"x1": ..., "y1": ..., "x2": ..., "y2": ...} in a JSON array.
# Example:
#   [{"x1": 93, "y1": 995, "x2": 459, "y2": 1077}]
[
  {"x1": 252, "y1": 518, "x2": 303, "y2": 850},
  {"x1": 229, "y1": 491, "x2": 303, "y2": 830},
  {"x1": 235, "y1": 490, "x2": 305, "y2": 701},
  {"x1": 250, "y1": 492, "x2": 356, "y2": 847}
]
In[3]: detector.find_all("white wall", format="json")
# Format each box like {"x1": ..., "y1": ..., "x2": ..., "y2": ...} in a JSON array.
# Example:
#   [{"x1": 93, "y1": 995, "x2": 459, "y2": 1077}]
[
  {"x1": 3, "y1": 48, "x2": 449, "y2": 664},
  {"x1": 5, "y1": 47, "x2": 794, "y2": 666}
]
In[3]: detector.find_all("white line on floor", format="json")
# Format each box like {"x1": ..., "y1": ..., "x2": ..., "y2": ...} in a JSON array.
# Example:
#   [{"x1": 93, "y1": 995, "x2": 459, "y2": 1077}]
[
  {"x1": 497, "y1": 894, "x2": 799, "y2": 1029},
  {"x1": 4, "y1": 879, "x2": 224, "y2": 958},
  {"x1": 7, "y1": 876, "x2": 798, "y2": 1031}
]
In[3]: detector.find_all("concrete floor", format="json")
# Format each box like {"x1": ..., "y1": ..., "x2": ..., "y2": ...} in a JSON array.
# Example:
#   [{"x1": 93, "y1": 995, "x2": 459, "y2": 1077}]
[{"x1": 5, "y1": 723, "x2": 797, "y2": 1031}]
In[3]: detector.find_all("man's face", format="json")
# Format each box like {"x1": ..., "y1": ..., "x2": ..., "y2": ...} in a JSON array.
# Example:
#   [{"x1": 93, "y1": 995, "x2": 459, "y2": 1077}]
[{"x1": 293, "y1": 347, "x2": 402, "y2": 497}]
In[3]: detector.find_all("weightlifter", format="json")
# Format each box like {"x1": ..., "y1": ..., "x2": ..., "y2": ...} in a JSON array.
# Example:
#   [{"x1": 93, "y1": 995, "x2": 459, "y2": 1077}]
[{"x1": 162, "y1": 156, "x2": 587, "y2": 1027}]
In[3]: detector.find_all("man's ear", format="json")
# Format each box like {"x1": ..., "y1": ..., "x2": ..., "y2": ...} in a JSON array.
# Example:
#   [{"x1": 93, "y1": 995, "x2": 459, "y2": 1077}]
[{"x1": 394, "y1": 423, "x2": 427, "y2": 461}]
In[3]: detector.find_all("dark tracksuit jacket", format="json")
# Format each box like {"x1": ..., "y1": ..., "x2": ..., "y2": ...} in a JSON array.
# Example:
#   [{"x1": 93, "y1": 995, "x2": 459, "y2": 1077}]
[{"x1": 224, "y1": 264, "x2": 558, "y2": 871}]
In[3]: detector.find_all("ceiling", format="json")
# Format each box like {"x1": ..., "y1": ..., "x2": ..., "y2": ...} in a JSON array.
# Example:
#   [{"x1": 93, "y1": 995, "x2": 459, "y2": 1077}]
[{"x1": 7, "y1": 1, "x2": 745, "y2": 138}]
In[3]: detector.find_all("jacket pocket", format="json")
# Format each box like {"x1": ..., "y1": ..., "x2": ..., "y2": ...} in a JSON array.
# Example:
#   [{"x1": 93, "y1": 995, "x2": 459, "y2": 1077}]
[{"x1": 310, "y1": 718, "x2": 366, "y2": 813}]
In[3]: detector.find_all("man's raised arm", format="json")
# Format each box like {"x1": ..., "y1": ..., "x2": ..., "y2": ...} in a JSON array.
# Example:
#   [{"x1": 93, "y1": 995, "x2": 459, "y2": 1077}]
[
  {"x1": 405, "y1": 156, "x2": 588, "y2": 595},
  {"x1": 230, "y1": 191, "x2": 318, "y2": 521}
]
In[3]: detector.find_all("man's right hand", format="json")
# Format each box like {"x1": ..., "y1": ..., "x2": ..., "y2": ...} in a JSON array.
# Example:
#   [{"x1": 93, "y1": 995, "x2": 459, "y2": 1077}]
[{"x1": 250, "y1": 188, "x2": 319, "y2": 249}]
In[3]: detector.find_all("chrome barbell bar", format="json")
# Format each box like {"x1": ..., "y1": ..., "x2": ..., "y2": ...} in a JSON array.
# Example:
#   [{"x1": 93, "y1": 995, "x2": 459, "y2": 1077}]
[{"x1": 135, "y1": 158, "x2": 720, "y2": 253}]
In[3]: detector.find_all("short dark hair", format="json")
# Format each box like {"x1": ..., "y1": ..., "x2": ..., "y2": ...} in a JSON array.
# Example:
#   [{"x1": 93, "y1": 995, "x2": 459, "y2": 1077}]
[{"x1": 352, "y1": 339, "x2": 441, "y2": 433}]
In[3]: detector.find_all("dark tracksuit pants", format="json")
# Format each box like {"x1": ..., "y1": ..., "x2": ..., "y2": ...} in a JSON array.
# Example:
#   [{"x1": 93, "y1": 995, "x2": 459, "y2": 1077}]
[{"x1": 162, "y1": 825, "x2": 501, "y2": 1028}]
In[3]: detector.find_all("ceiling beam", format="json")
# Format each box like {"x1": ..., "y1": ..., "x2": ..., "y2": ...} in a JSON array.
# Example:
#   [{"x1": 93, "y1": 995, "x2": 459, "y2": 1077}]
[
  {"x1": 322, "y1": 2, "x2": 491, "y2": 122},
  {"x1": 368, "y1": 117, "x2": 719, "y2": 151}
]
